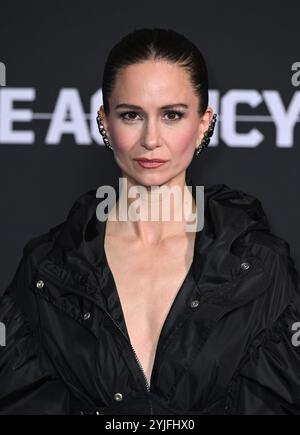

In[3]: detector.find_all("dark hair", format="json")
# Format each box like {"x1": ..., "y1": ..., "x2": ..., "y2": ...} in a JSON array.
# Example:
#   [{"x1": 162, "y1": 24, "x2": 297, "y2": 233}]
[{"x1": 101, "y1": 28, "x2": 209, "y2": 117}]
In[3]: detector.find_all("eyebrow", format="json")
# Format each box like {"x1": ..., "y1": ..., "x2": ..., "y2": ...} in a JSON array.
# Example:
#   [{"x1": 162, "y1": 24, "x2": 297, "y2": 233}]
[{"x1": 114, "y1": 103, "x2": 189, "y2": 110}]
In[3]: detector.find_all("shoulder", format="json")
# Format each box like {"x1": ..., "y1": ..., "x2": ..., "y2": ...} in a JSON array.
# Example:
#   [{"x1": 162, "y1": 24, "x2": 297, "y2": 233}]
[
  {"x1": 7, "y1": 188, "x2": 96, "y2": 291},
  {"x1": 210, "y1": 183, "x2": 300, "y2": 321},
  {"x1": 248, "y1": 231, "x2": 300, "y2": 327},
  {"x1": 205, "y1": 182, "x2": 264, "y2": 205},
  {"x1": 27, "y1": 189, "x2": 97, "y2": 253}
]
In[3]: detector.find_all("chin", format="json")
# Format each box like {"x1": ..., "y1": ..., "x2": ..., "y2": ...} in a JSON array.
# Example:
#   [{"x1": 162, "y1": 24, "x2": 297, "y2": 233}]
[{"x1": 135, "y1": 174, "x2": 171, "y2": 188}]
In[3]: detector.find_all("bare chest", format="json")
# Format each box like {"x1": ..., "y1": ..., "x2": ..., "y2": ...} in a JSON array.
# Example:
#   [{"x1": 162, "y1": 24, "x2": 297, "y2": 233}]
[{"x1": 104, "y1": 233, "x2": 195, "y2": 387}]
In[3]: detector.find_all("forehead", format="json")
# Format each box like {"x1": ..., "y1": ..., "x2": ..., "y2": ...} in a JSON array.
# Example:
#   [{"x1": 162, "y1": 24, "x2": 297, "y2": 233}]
[{"x1": 111, "y1": 61, "x2": 195, "y2": 105}]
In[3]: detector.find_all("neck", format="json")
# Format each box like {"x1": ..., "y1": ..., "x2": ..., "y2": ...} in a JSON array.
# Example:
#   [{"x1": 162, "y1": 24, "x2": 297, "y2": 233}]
[{"x1": 106, "y1": 176, "x2": 198, "y2": 245}]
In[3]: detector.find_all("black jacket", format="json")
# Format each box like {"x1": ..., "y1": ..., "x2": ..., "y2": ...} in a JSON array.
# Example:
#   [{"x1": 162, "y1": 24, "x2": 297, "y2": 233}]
[{"x1": 1, "y1": 178, "x2": 300, "y2": 415}]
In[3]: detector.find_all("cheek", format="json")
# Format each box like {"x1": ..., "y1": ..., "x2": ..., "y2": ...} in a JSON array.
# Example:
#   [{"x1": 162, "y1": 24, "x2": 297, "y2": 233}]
[
  {"x1": 172, "y1": 130, "x2": 197, "y2": 154},
  {"x1": 109, "y1": 125, "x2": 136, "y2": 153},
  {"x1": 169, "y1": 129, "x2": 198, "y2": 165}
]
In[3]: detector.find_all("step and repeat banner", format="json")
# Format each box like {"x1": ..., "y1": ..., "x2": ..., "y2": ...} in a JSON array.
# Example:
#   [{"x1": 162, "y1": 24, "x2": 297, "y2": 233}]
[{"x1": 0, "y1": 0, "x2": 299, "y2": 290}]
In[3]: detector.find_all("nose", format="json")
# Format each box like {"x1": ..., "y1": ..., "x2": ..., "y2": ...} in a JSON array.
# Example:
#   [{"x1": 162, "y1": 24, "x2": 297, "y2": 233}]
[{"x1": 141, "y1": 117, "x2": 161, "y2": 150}]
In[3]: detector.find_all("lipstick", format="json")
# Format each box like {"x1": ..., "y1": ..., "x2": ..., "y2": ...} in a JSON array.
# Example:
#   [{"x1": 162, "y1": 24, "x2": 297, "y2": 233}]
[{"x1": 134, "y1": 158, "x2": 168, "y2": 169}]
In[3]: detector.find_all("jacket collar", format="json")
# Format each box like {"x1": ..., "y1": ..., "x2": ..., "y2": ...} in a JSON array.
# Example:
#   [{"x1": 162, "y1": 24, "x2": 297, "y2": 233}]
[{"x1": 41, "y1": 175, "x2": 271, "y2": 293}]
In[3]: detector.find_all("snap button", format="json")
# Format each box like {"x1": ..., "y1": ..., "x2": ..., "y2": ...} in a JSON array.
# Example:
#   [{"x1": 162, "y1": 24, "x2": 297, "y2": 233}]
[
  {"x1": 240, "y1": 262, "x2": 250, "y2": 271},
  {"x1": 83, "y1": 312, "x2": 91, "y2": 320},
  {"x1": 114, "y1": 392, "x2": 123, "y2": 402},
  {"x1": 36, "y1": 279, "x2": 44, "y2": 289},
  {"x1": 190, "y1": 299, "x2": 200, "y2": 309}
]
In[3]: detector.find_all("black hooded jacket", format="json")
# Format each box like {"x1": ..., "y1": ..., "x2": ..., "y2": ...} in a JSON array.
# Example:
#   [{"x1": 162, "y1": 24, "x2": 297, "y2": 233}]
[{"x1": 1, "y1": 178, "x2": 300, "y2": 415}]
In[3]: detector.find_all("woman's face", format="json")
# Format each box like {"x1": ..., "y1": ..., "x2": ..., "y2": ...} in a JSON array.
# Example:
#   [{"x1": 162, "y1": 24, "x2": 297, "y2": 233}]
[{"x1": 99, "y1": 60, "x2": 213, "y2": 187}]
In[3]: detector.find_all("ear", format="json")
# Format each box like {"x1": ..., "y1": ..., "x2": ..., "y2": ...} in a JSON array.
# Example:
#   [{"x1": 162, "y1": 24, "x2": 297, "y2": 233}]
[
  {"x1": 98, "y1": 105, "x2": 110, "y2": 137},
  {"x1": 196, "y1": 106, "x2": 214, "y2": 145}
]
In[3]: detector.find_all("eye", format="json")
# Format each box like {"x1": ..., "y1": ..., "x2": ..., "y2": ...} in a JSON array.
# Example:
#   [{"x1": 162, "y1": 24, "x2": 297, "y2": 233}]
[
  {"x1": 119, "y1": 111, "x2": 140, "y2": 121},
  {"x1": 118, "y1": 110, "x2": 185, "y2": 122},
  {"x1": 164, "y1": 110, "x2": 184, "y2": 121}
]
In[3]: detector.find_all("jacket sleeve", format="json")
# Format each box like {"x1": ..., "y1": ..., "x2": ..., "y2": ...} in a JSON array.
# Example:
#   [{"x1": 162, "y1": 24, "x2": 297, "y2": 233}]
[
  {"x1": 0, "y1": 242, "x2": 70, "y2": 414},
  {"x1": 235, "y1": 247, "x2": 300, "y2": 415}
]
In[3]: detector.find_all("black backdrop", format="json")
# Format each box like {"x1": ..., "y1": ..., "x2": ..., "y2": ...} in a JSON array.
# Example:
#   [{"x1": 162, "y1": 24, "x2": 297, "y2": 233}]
[{"x1": 1, "y1": 0, "x2": 300, "y2": 292}]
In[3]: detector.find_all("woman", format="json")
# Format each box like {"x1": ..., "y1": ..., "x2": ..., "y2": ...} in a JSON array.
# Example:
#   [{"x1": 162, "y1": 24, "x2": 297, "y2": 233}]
[{"x1": 1, "y1": 28, "x2": 300, "y2": 415}]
